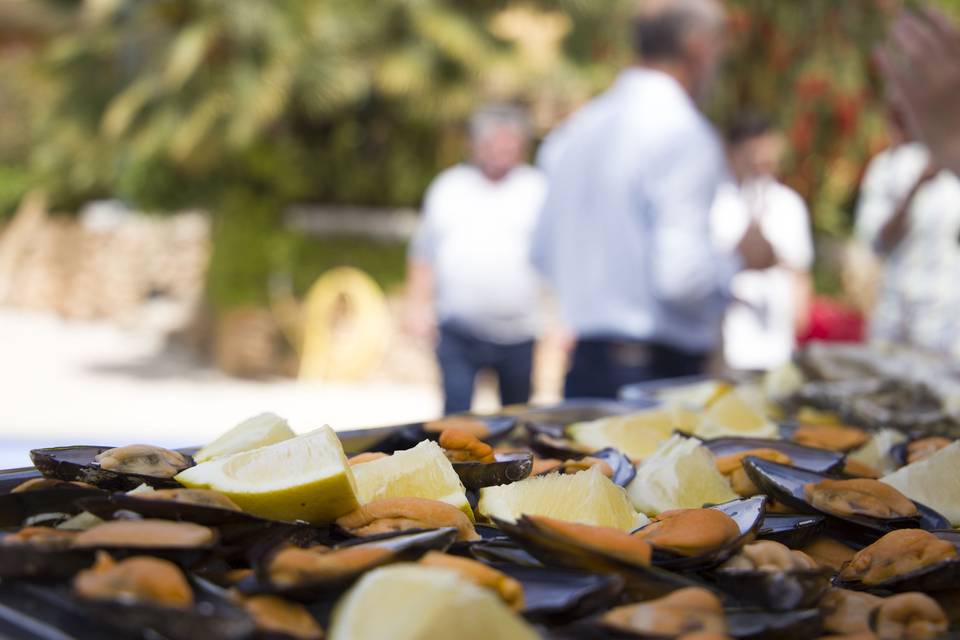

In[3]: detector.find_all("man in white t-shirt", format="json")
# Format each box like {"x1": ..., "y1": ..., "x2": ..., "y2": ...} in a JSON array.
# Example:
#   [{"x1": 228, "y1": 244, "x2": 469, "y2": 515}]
[
  {"x1": 712, "y1": 112, "x2": 814, "y2": 371},
  {"x1": 407, "y1": 106, "x2": 546, "y2": 414}
]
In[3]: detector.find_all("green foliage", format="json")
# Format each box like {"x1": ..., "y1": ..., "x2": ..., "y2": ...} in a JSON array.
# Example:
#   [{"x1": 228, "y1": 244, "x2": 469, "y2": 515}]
[{"x1": 0, "y1": 165, "x2": 33, "y2": 219}]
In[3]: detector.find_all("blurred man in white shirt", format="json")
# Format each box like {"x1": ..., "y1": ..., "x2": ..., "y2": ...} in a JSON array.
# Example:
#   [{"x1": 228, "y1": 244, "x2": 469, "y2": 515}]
[
  {"x1": 711, "y1": 112, "x2": 814, "y2": 371},
  {"x1": 408, "y1": 106, "x2": 546, "y2": 413},
  {"x1": 533, "y1": 0, "x2": 775, "y2": 399}
]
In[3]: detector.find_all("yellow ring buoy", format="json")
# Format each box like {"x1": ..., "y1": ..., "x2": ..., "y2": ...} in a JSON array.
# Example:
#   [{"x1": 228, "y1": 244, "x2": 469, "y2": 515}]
[{"x1": 298, "y1": 266, "x2": 391, "y2": 381}]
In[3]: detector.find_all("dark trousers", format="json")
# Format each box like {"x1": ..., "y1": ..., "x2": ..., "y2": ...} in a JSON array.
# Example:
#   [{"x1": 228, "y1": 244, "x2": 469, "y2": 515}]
[
  {"x1": 436, "y1": 324, "x2": 534, "y2": 415},
  {"x1": 564, "y1": 338, "x2": 708, "y2": 400}
]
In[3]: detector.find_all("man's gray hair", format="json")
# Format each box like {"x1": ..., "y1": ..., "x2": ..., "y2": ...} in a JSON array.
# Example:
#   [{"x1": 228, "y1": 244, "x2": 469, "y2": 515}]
[
  {"x1": 469, "y1": 104, "x2": 530, "y2": 142},
  {"x1": 632, "y1": 0, "x2": 725, "y2": 61}
]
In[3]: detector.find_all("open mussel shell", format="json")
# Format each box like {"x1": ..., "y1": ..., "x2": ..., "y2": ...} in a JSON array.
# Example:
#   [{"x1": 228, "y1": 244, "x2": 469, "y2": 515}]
[
  {"x1": 528, "y1": 441, "x2": 636, "y2": 489},
  {"x1": 588, "y1": 448, "x2": 637, "y2": 487},
  {"x1": 361, "y1": 415, "x2": 518, "y2": 454},
  {"x1": 833, "y1": 530, "x2": 960, "y2": 593},
  {"x1": 453, "y1": 452, "x2": 533, "y2": 491},
  {"x1": 756, "y1": 514, "x2": 825, "y2": 549},
  {"x1": 495, "y1": 562, "x2": 624, "y2": 625},
  {"x1": 469, "y1": 539, "x2": 543, "y2": 567},
  {"x1": 0, "y1": 487, "x2": 105, "y2": 528},
  {"x1": 742, "y1": 456, "x2": 949, "y2": 545},
  {"x1": 0, "y1": 466, "x2": 43, "y2": 494},
  {"x1": 726, "y1": 607, "x2": 823, "y2": 640},
  {"x1": 711, "y1": 566, "x2": 831, "y2": 611},
  {"x1": 521, "y1": 400, "x2": 645, "y2": 440},
  {"x1": 493, "y1": 516, "x2": 705, "y2": 600},
  {"x1": 30, "y1": 446, "x2": 190, "y2": 491},
  {"x1": 642, "y1": 496, "x2": 767, "y2": 573},
  {"x1": 0, "y1": 575, "x2": 254, "y2": 640},
  {"x1": 701, "y1": 436, "x2": 844, "y2": 474},
  {"x1": 239, "y1": 527, "x2": 457, "y2": 602}
]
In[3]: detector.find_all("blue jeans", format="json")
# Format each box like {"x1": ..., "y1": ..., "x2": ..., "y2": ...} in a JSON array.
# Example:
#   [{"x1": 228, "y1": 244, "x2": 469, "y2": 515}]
[
  {"x1": 564, "y1": 338, "x2": 708, "y2": 400},
  {"x1": 436, "y1": 324, "x2": 534, "y2": 414}
]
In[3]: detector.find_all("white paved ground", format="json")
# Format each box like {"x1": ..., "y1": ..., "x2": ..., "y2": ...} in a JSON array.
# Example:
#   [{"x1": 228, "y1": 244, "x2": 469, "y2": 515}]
[{"x1": 0, "y1": 308, "x2": 441, "y2": 469}]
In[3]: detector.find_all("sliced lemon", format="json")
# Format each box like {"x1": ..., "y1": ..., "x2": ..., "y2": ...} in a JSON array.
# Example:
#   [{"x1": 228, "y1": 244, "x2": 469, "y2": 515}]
[
  {"x1": 694, "y1": 389, "x2": 778, "y2": 439},
  {"x1": 568, "y1": 409, "x2": 680, "y2": 460},
  {"x1": 352, "y1": 440, "x2": 472, "y2": 518},
  {"x1": 882, "y1": 441, "x2": 960, "y2": 526},
  {"x1": 175, "y1": 426, "x2": 358, "y2": 524},
  {"x1": 193, "y1": 412, "x2": 295, "y2": 463},
  {"x1": 763, "y1": 362, "x2": 805, "y2": 401},
  {"x1": 478, "y1": 466, "x2": 647, "y2": 531},
  {"x1": 627, "y1": 434, "x2": 737, "y2": 515},
  {"x1": 658, "y1": 379, "x2": 731, "y2": 409},
  {"x1": 329, "y1": 564, "x2": 537, "y2": 640}
]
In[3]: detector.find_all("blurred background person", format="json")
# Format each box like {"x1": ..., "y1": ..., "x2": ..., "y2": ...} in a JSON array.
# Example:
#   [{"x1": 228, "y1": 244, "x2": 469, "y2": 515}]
[
  {"x1": 407, "y1": 105, "x2": 546, "y2": 414},
  {"x1": 854, "y1": 105, "x2": 960, "y2": 356},
  {"x1": 533, "y1": 0, "x2": 775, "y2": 399},
  {"x1": 712, "y1": 112, "x2": 814, "y2": 371}
]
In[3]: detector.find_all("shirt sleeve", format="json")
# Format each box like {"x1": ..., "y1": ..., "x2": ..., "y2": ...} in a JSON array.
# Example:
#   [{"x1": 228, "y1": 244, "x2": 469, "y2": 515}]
[
  {"x1": 408, "y1": 177, "x2": 443, "y2": 264},
  {"x1": 643, "y1": 125, "x2": 741, "y2": 311}
]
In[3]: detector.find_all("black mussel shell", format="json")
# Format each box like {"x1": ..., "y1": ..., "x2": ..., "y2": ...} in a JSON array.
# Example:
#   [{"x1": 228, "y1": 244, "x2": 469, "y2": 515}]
[
  {"x1": 495, "y1": 562, "x2": 624, "y2": 625},
  {"x1": 521, "y1": 400, "x2": 645, "y2": 440},
  {"x1": 469, "y1": 539, "x2": 543, "y2": 567},
  {"x1": 447, "y1": 523, "x2": 508, "y2": 556},
  {"x1": 0, "y1": 579, "x2": 131, "y2": 639},
  {"x1": 453, "y1": 452, "x2": 533, "y2": 491},
  {"x1": 726, "y1": 607, "x2": 823, "y2": 640},
  {"x1": 493, "y1": 516, "x2": 705, "y2": 600},
  {"x1": 0, "y1": 487, "x2": 105, "y2": 529},
  {"x1": 360, "y1": 415, "x2": 518, "y2": 454},
  {"x1": 833, "y1": 530, "x2": 960, "y2": 593},
  {"x1": 0, "y1": 467, "x2": 43, "y2": 494},
  {"x1": 757, "y1": 514, "x2": 825, "y2": 549},
  {"x1": 528, "y1": 432, "x2": 592, "y2": 459},
  {"x1": 0, "y1": 575, "x2": 254, "y2": 640},
  {"x1": 30, "y1": 446, "x2": 191, "y2": 491},
  {"x1": 588, "y1": 448, "x2": 637, "y2": 488},
  {"x1": 239, "y1": 527, "x2": 457, "y2": 602},
  {"x1": 641, "y1": 496, "x2": 766, "y2": 572},
  {"x1": 701, "y1": 436, "x2": 844, "y2": 474},
  {"x1": 742, "y1": 456, "x2": 949, "y2": 544},
  {"x1": 712, "y1": 566, "x2": 831, "y2": 611}
]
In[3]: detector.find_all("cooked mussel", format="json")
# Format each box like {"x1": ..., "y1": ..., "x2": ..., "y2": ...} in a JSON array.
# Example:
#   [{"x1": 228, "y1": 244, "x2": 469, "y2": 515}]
[
  {"x1": 891, "y1": 436, "x2": 953, "y2": 467},
  {"x1": 239, "y1": 527, "x2": 457, "y2": 601},
  {"x1": 419, "y1": 551, "x2": 525, "y2": 610},
  {"x1": 243, "y1": 594, "x2": 324, "y2": 640},
  {"x1": 870, "y1": 592, "x2": 949, "y2": 640},
  {"x1": 335, "y1": 497, "x2": 479, "y2": 542},
  {"x1": 30, "y1": 445, "x2": 193, "y2": 491},
  {"x1": 532, "y1": 447, "x2": 636, "y2": 488},
  {"x1": 599, "y1": 587, "x2": 727, "y2": 637},
  {"x1": 711, "y1": 540, "x2": 830, "y2": 611},
  {"x1": 704, "y1": 436, "x2": 844, "y2": 477},
  {"x1": 819, "y1": 587, "x2": 883, "y2": 635},
  {"x1": 834, "y1": 529, "x2": 960, "y2": 593},
  {"x1": 493, "y1": 515, "x2": 703, "y2": 600},
  {"x1": 632, "y1": 496, "x2": 766, "y2": 572},
  {"x1": 70, "y1": 558, "x2": 254, "y2": 640},
  {"x1": 804, "y1": 478, "x2": 918, "y2": 520},
  {"x1": 0, "y1": 484, "x2": 105, "y2": 529},
  {"x1": 742, "y1": 457, "x2": 948, "y2": 545}
]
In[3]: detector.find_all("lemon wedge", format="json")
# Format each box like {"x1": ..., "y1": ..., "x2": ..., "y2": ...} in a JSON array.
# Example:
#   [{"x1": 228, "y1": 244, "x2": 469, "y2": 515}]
[
  {"x1": 657, "y1": 379, "x2": 731, "y2": 409},
  {"x1": 627, "y1": 434, "x2": 737, "y2": 515},
  {"x1": 329, "y1": 564, "x2": 537, "y2": 640},
  {"x1": 193, "y1": 412, "x2": 295, "y2": 463},
  {"x1": 882, "y1": 441, "x2": 960, "y2": 526},
  {"x1": 763, "y1": 362, "x2": 805, "y2": 401},
  {"x1": 694, "y1": 389, "x2": 778, "y2": 439},
  {"x1": 478, "y1": 466, "x2": 647, "y2": 531},
  {"x1": 352, "y1": 440, "x2": 472, "y2": 518},
  {"x1": 568, "y1": 409, "x2": 682, "y2": 460},
  {"x1": 175, "y1": 426, "x2": 358, "y2": 523}
]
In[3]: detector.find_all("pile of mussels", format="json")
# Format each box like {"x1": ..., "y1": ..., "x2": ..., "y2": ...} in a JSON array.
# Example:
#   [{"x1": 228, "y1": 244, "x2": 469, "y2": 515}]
[{"x1": 1, "y1": 397, "x2": 959, "y2": 640}]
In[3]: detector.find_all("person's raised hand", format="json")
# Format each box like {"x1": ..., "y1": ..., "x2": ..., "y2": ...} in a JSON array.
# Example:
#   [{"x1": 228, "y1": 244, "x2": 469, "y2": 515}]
[
  {"x1": 877, "y1": 9, "x2": 960, "y2": 174},
  {"x1": 736, "y1": 219, "x2": 777, "y2": 271}
]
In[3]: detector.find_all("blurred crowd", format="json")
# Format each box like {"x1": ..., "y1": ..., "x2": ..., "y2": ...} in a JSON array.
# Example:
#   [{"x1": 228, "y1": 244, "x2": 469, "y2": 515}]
[{"x1": 405, "y1": 0, "x2": 960, "y2": 413}]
